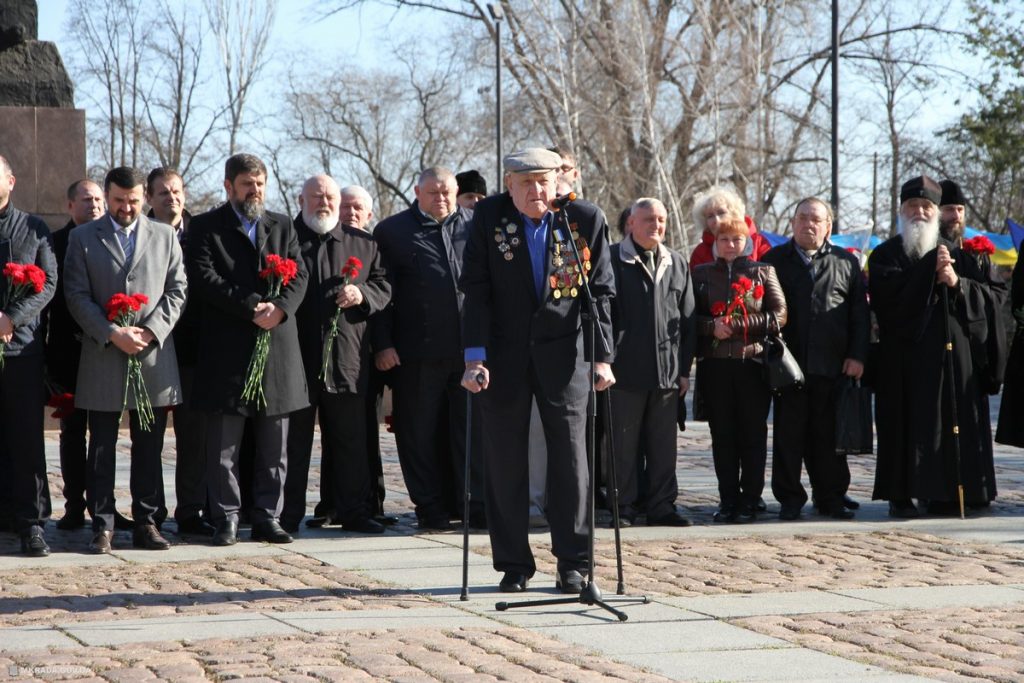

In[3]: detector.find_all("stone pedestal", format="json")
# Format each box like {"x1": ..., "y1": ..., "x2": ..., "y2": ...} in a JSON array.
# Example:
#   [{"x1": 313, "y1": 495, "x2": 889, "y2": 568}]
[{"x1": 0, "y1": 106, "x2": 86, "y2": 229}]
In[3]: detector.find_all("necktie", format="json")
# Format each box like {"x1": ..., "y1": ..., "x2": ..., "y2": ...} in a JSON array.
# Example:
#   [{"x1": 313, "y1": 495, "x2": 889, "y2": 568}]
[
  {"x1": 643, "y1": 250, "x2": 656, "y2": 278},
  {"x1": 119, "y1": 227, "x2": 135, "y2": 263}
]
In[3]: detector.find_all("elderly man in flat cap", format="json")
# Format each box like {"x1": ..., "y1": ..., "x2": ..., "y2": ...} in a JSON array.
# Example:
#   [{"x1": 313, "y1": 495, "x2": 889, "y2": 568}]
[
  {"x1": 868, "y1": 175, "x2": 1006, "y2": 518},
  {"x1": 460, "y1": 147, "x2": 616, "y2": 594}
]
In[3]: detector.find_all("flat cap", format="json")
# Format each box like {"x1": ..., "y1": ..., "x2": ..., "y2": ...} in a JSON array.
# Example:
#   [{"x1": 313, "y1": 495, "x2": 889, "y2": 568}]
[
  {"x1": 940, "y1": 179, "x2": 967, "y2": 207},
  {"x1": 455, "y1": 169, "x2": 487, "y2": 196},
  {"x1": 900, "y1": 175, "x2": 941, "y2": 206},
  {"x1": 503, "y1": 147, "x2": 562, "y2": 174}
]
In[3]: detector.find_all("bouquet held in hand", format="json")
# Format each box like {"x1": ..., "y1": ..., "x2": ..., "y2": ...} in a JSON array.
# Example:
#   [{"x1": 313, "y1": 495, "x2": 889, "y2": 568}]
[
  {"x1": 242, "y1": 253, "x2": 298, "y2": 408},
  {"x1": 105, "y1": 292, "x2": 155, "y2": 430},
  {"x1": 319, "y1": 256, "x2": 363, "y2": 380},
  {"x1": 0, "y1": 262, "x2": 47, "y2": 369}
]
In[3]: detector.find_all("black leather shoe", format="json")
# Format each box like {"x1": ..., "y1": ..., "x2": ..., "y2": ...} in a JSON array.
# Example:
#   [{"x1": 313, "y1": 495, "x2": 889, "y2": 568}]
[
  {"x1": 778, "y1": 506, "x2": 802, "y2": 521},
  {"x1": 176, "y1": 516, "x2": 216, "y2": 537},
  {"x1": 647, "y1": 511, "x2": 692, "y2": 527},
  {"x1": 375, "y1": 514, "x2": 399, "y2": 526},
  {"x1": 755, "y1": 497, "x2": 768, "y2": 512},
  {"x1": 133, "y1": 524, "x2": 171, "y2": 550},
  {"x1": 251, "y1": 520, "x2": 293, "y2": 543},
  {"x1": 341, "y1": 517, "x2": 386, "y2": 534},
  {"x1": 843, "y1": 495, "x2": 860, "y2": 510},
  {"x1": 888, "y1": 500, "x2": 919, "y2": 518},
  {"x1": 89, "y1": 530, "x2": 113, "y2": 554},
  {"x1": 713, "y1": 506, "x2": 737, "y2": 523},
  {"x1": 279, "y1": 519, "x2": 300, "y2": 534},
  {"x1": 114, "y1": 512, "x2": 134, "y2": 531},
  {"x1": 56, "y1": 511, "x2": 86, "y2": 531},
  {"x1": 21, "y1": 526, "x2": 50, "y2": 557},
  {"x1": 736, "y1": 505, "x2": 757, "y2": 523},
  {"x1": 305, "y1": 514, "x2": 333, "y2": 529},
  {"x1": 828, "y1": 508, "x2": 855, "y2": 520},
  {"x1": 418, "y1": 515, "x2": 451, "y2": 531},
  {"x1": 556, "y1": 569, "x2": 585, "y2": 594},
  {"x1": 498, "y1": 572, "x2": 529, "y2": 592},
  {"x1": 212, "y1": 520, "x2": 238, "y2": 546}
]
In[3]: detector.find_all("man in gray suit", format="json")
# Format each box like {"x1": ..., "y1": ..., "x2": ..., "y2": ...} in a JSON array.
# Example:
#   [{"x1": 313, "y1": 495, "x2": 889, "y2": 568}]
[{"x1": 64, "y1": 166, "x2": 187, "y2": 554}]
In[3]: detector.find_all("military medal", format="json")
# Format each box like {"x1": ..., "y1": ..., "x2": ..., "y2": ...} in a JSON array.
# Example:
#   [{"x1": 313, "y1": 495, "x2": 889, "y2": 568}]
[{"x1": 494, "y1": 222, "x2": 519, "y2": 262}]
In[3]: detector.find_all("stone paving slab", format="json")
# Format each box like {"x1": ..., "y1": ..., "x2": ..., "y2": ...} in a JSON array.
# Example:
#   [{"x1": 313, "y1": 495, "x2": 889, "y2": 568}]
[
  {"x1": 536, "y1": 618, "x2": 789, "y2": 655},
  {"x1": 478, "y1": 599, "x2": 705, "y2": 629},
  {"x1": 0, "y1": 626, "x2": 80, "y2": 652},
  {"x1": 623, "y1": 647, "x2": 935, "y2": 682},
  {"x1": 660, "y1": 589, "x2": 884, "y2": 617},
  {"x1": 833, "y1": 584, "x2": 1024, "y2": 610},
  {"x1": 63, "y1": 612, "x2": 303, "y2": 647},
  {"x1": 273, "y1": 607, "x2": 495, "y2": 632}
]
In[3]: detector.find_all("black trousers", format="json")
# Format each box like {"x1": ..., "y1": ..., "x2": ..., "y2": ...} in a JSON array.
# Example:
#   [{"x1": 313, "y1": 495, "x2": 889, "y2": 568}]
[
  {"x1": 173, "y1": 365, "x2": 208, "y2": 521},
  {"x1": 283, "y1": 392, "x2": 372, "y2": 526},
  {"x1": 698, "y1": 358, "x2": 771, "y2": 509},
  {"x1": 0, "y1": 354, "x2": 51, "y2": 533},
  {"x1": 363, "y1": 366, "x2": 390, "y2": 516},
  {"x1": 392, "y1": 358, "x2": 482, "y2": 520},
  {"x1": 58, "y1": 407, "x2": 88, "y2": 516},
  {"x1": 87, "y1": 408, "x2": 167, "y2": 531},
  {"x1": 771, "y1": 375, "x2": 843, "y2": 510},
  {"x1": 207, "y1": 413, "x2": 287, "y2": 524},
  {"x1": 609, "y1": 387, "x2": 679, "y2": 519},
  {"x1": 479, "y1": 364, "x2": 589, "y2": 576}
]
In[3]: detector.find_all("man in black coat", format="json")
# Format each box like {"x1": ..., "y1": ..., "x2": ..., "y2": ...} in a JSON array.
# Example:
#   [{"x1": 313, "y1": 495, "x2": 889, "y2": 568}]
[
  {"x1": 186, "y1": 153, "x2": 309, "y2": 545},
  {"x1": 609, "y1": 198, "x2": 695, "y2": 527},
  {"x1": 372, "y1": 167, "x2": 483, "y2": 530},
  {"x1": 763, "y1": 198, "x2": 870, "y2": 520},
  {"x1": 868, "y1": 176, "x2": 1006, "y2": 517},
  {"x1": 146, "y1": 167, "x2": 212, "y2": 536},
  {"x1": 460, "y1": 148, "x2": 616, "y2": 594},
  {"x1": 282, "y1": 175, "x2": 390, "y2": 534},
  {"x1": 45, "y1": 179, "x2": 105, "y2": 531},
  {"x1": 0, "y1": 154, "x2": 58, "y2": 556}
]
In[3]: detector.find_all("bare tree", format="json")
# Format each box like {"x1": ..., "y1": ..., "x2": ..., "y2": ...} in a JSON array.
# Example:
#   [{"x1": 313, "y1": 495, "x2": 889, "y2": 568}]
[{"x1": 205, "y1": 0, "x2": 278, "y2": 155}]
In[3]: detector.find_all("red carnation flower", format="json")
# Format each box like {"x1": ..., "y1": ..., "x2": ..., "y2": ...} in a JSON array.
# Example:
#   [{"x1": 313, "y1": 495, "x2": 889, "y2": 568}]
[
  {"x1": 753, "y1": 284, "x2": 765, "y2": 300},
  {"x1": 710, "y1": 301, "x2": 727, "y2": 316},
  {"x1": 731, "y1": 282, "x2": 746, "y2": 295},
  {"x1": 737, "y1": 276, "x2": 753, "y2": 292},
  {"x1": 963, "y1": 235, "x2": 995, "y2": 256}
]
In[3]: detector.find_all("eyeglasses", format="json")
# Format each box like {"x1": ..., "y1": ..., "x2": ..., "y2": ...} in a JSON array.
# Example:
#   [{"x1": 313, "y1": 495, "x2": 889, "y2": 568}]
[{"x1": 560, "y1": 164, "x2": 575, "y2": 173}]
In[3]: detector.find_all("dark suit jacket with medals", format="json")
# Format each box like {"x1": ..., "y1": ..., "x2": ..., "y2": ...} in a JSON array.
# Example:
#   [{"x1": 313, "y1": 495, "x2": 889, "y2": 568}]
[
  {"x1": 459, "y1": 193, "x2": 615, "y2": 404},
  {"x1": 293, "y1": 214, "x2": 391, "y2": 398},
  {"x1": 186, "y1": 202, "x2": 309, "y2": 417}
]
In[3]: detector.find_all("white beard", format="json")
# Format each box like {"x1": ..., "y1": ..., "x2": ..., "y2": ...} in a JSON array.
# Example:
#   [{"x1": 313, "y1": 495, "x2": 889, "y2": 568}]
[
  {"x1": 303, "y1": 208, "x2": 337, "y2": 235},
  {"x1": 899, "y1": 214, "x2": 939, "y2": 260}
]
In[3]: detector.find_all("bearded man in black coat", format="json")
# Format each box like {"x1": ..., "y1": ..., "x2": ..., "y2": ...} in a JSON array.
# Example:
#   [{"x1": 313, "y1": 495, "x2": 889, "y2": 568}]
[
  {"x1": 282, "y1": 174, "x2": 390, "y2": 534},
  {"x1": 868, "y1": 175, "x2": 1006, "y2": 517}
]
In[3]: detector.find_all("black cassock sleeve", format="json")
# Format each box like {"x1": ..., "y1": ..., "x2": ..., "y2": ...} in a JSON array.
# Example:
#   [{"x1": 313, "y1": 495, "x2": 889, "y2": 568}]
[{"x1": 868, "y1": 238, "x2": 940, "y2": 343}]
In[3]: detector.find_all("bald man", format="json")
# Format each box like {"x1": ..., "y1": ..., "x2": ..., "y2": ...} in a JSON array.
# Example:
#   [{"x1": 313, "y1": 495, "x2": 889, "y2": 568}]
[{"x1": 283, "y1": 175, "x2": 391, "y2": 534}]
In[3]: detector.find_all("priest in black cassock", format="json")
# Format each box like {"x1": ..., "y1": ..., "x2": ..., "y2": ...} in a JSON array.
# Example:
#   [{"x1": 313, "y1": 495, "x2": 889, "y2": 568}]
[{"x1": 868, "y1": 175, "x2": 1007, "y2": 518}]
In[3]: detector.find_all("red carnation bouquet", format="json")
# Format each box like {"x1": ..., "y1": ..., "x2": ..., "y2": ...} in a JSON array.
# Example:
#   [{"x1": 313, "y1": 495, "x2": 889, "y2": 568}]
[
  {"x1": 105, "y1": 292, "x2": 155, "y2": 430},
  {"x1": 962, "y1": 235, "x2": 995, "y2": 256},
  {"x1": 0, "y1": 262, "x2": 47, "y2": 369},
  {"x1": 709, "y1": 275, "x2": 764, "y2": 346},
  {"x1": 319, "y1": 256, "x2": 362, "y2": 381},
  {"x1": 242, "y1": 253, "x2": 298, "y2": 408},
  {"x1": 47, "y1": 392, "x2": 76, "y2": 419}
]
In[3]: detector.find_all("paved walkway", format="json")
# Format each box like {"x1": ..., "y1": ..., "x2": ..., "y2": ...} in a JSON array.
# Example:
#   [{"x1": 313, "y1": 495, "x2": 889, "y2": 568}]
[{"x1": 1, "y1": 416, "x2": 1023, "y2": 682}]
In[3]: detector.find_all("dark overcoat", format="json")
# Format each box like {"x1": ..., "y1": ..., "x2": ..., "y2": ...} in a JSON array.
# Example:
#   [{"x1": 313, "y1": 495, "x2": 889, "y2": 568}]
[{"x1": 186, "y1": 203, "x2": 309, "y2": 417}]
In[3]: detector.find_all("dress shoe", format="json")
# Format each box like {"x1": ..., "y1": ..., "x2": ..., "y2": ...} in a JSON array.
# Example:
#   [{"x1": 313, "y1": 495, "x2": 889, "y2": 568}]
[
  {"x1": 133, "y1": 524, "x2": 171, "y2": 550},
  {"x1": 279, "y1": 519, "x2": 300, "y2": 534},
  {"x1": 375, "y1": 514, "x2": 399, "y2": 526},
  {"x1": 251, "y1": 520, "x2": 293, "y2": 543},
  {"x1": 305, "y1": 514, "x2": 333, "y2": 528},
  {"x1": 647, "y1": 511, "x2": 692, "y2": 527},
  {"x1": 735, "y1": 505, "x2": 757, "y2": 524},
  {"x1": 176, "y1": 516, "x2": 216, "y2": 537},
  {"x1": 778, "y1": 506, "x2": 802, "y2": 521},
  {"x1": 888, "y1": 500, "x2": 919, "y2": 519},
  {"x1": 843, "y1": 495, "x2": 861, "y2": 510},
  {"x1": 418, "y1": 515, "x2": 451, "y2": 531},
  {"x1": 56, "y1": 511, "x2": 86, "y2": 531},
  {"x1": 89, "y1": 530, "x2": 113, "y2": 554},
  {"x1": 556, "y1": 569, "x2": 586, "y2": 594},
  {"x1": 212, "y1": 520, "x2": 238, "y2": 546},
  {"x1": 20, "y1": 526, "x2": 50, "y2": 557},
  {"x1": 713, "y1": 506, "x2": 737, "y2": 523},
  {"x1": 818, "y1": 506, "x2": 855, "y2": 520},
  {"x1": 613, "y1": 512, "x2": 635, "y2": 528},
  {"x1": 341, "y1": 517, "x2": 386, "y2": 534},
  {"x1": 498, "y1": 572, "x2": 529, "y2": 592},
  {"x1": 755, "y1": 497, "x2": 768, "y2": 512},
  {"x1": 114, "y1": 512, "x2": 134, "y2": 531}
]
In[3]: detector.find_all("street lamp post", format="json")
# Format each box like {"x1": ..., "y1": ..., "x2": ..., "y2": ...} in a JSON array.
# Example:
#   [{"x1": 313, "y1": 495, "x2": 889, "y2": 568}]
[{"x1": 488, "y1": 3, "x2": 503, "y2": 192}]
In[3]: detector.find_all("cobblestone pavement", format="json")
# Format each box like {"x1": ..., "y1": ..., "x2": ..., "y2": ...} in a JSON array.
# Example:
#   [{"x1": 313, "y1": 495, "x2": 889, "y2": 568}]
[{"x1": 0, "y1": 414, "x2": 1022, "y2": 681}]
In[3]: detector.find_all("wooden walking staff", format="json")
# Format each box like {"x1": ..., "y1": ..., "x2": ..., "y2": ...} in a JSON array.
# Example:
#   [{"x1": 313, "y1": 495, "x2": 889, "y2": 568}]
[{"x1": 940, "y1": 285, "x2": 966, "y2": 519}]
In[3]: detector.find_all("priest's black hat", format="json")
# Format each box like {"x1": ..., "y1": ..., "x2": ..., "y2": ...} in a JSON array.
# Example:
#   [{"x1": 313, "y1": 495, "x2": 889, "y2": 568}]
[
  {"x1": 940, "y1": 179, "x2": 967, "y2": 206},
  {"x1": 455, "y1": 170, "x2": 487, "y2": 197},
  {"x1": 900, "y1": 175, "x2": 942, "y2": 205}
]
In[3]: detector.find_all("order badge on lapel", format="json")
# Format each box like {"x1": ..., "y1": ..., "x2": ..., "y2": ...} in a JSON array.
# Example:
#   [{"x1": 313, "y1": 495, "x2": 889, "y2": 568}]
[
  {"x1": 494, "y1": 218, "x2": 520, "y2": 262},
  {"x1": 549, "y1": 225, "x2": 591, "y2": 302}
]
